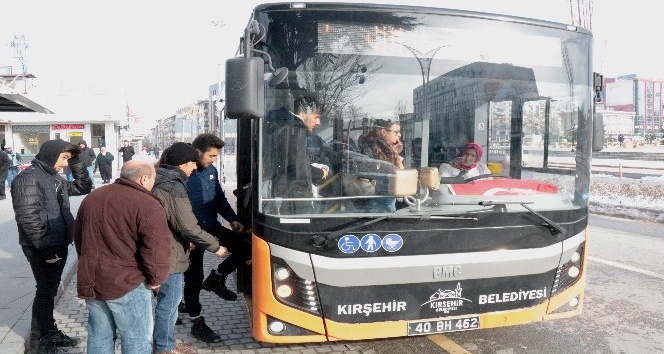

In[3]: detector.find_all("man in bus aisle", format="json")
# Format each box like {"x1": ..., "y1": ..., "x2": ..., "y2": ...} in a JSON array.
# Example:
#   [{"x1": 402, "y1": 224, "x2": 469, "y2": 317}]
[
  {"x1": 119, "y1": 139, "x2": 135, "y2": 164},
  {"x1": 78, "y1": 140, "x2": 97, "y2": 189},
  {"x1": 4, "y1": 146, "x2": 21, "y2": 186},
  {"x1": 0, "y1": 148, "x2": 10, "y2": 200},
  {"x1": 74, "y1": 160, "x2": 170, "y2": 353},
  {"x1": 266, "y1": 94, "x2": 329, "y2": 214},
  {"x1": 176, "y1": 133, "x2": 251, "y2": 343},
  {"x1": 152, "y1": 142, "x2": 228, "y2": 354},
  {"x1": 11, "y1": 139, "x2": 92, "y2": 354}
]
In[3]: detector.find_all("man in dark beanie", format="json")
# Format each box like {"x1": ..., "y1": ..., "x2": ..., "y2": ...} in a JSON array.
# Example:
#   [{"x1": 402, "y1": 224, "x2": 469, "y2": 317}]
[
  {"x1": 11, "y1": 139, "x2": 92, "y2": 354},
  {"x1": 151, "y1": 142, "x2": 228, "y2": 353}
]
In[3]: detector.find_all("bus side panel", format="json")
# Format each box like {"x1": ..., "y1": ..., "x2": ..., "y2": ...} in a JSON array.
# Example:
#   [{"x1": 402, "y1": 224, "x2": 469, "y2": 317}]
[{"x1": 251, "y1": 234, "x2": 328, "y2": 343}]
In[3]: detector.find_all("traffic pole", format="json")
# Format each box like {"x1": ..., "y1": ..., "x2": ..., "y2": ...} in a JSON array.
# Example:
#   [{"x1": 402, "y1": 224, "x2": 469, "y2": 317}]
[{"x1": 619, "y1": 164, "x2": 623, "y2": 179}]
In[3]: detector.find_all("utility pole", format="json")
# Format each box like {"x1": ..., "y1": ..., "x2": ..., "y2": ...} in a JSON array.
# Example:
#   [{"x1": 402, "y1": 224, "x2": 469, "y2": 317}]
[{"x1": 10, "y1": 35, "x2": 29, "y2": 93}]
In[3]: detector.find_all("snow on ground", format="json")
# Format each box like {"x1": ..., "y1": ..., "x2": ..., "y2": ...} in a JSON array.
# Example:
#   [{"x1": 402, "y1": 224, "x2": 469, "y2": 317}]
[{"x1": 590, "y1": 174, "x2": 664, "y2": 223}]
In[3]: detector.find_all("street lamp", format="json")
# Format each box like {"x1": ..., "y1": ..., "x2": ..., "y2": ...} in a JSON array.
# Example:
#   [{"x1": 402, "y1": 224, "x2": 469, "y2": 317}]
[{"x1": 400, "y1": 43, "x2": 445, "y2": 167}]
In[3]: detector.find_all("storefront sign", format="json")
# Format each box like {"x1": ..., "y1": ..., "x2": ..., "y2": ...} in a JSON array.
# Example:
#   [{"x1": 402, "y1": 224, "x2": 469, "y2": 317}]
[{"x1": 52, "y1": 124, "x2": 85, "y2": 130}]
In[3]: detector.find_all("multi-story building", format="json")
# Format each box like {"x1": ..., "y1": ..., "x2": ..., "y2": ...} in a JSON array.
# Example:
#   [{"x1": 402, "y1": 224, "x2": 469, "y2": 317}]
[{"x1": 604, "y1": 76, "x2": 664, "y2": 137}]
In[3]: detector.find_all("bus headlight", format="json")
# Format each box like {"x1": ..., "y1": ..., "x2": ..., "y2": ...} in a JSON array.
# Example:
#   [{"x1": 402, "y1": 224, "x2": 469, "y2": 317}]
[
  {"x1": 271, "y1": 256, "x2": 322, "y2": 315},
  {"x1": 275, "y1": 267, "x2": 291, "y2": 281},
  {"x1": 276, "y1": 284, "x2": 293, "y2": 298},
  {"x1": 552, "y1": 243, "x2": 584, "y2": 295}
]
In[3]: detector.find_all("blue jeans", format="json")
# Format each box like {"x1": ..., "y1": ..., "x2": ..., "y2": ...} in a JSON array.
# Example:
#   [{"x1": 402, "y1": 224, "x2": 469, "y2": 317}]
[
  {"x1": 86, "y1": 284, "x2": 153, "y2": 354},
  {"x1": 153, "y1": 273, "x2": 183, "y2": 352},
  {"x1": 7, "y1": 168, "x2": 18, "y2": 185},
  {"x1": 86, "y1": 165, "x2": 95, "y2": 187}
]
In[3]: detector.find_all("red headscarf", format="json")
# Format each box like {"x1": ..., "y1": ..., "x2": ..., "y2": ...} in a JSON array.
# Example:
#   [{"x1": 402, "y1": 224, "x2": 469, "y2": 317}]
[{"x1": 449, "y1": 142, "x2": 483, "y2": 171}]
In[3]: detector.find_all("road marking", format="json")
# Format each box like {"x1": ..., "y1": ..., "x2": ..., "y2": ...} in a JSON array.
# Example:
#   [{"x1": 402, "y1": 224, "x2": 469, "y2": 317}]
[
  {"x1": 589, "y1": 256, "x2": 664, "y2": 280},
  {"x1": 427, "y1": 334, "x2": 473, "y2": 354}
]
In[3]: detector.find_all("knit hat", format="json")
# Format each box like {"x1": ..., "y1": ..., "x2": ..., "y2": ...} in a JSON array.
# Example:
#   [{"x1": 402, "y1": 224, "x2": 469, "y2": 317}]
[{"x1": 162, "y1": 142, "x2": 199, "y2": 166}]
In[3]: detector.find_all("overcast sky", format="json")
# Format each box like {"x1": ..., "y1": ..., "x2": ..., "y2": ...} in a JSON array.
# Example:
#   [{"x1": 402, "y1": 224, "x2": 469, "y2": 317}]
[{"x1": 0, "y1": 0, "x2": 656, "y2": 122}]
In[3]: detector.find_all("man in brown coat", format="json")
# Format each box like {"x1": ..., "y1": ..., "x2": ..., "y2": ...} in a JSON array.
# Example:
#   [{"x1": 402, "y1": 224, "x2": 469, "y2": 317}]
[{"x1": 74, "y1": 160, "x2": 171, "y2": 353}]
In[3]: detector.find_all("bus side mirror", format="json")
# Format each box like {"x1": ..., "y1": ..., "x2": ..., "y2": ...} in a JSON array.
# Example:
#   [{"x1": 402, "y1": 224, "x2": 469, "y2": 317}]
[
  {"x1": 592, "y1": 112, "x2": 604, "y2": 152},
  {"x1": 225, "y1": 57, "x2": 265, "y2": 119},
  {"x1": 420, "y1": 167, "x2": 440, "y2": 190},
  {"x1": 389, "y1": 169, "x2": 418, "y2": 197}
]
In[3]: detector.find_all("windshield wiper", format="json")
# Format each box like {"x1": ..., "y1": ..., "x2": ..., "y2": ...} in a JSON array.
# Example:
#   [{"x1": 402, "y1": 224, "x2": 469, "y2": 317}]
[
  {"x1": 310, "y1": 215, "x2": 389, "y2": 248},
  {"x1": 477, "y1": 201, "x2": 566, "y2": 236}
]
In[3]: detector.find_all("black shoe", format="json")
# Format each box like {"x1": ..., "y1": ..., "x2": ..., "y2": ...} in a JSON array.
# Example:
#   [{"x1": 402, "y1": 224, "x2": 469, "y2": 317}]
[
  {"x1": 175, "y1": 317, "x2": 183, "y2": 325},
  {"x1": 202, "y1": 270, "x2": 237, "y2": 301},
  {"x1": 190, "y1": 316, "x2": 222, "y2": 343},
  {"x1": 178, "y1": 301, "x2": 187, "y2": 313},
  {"x1": 30, "y1": 340, "x2": 63, "y2": 354},
  {"x1": 25, "y1": 339, "x2": 61, "y2": 354},
  {"x1": 41, "y1": 329, "x2": 79, "y2": 347}
]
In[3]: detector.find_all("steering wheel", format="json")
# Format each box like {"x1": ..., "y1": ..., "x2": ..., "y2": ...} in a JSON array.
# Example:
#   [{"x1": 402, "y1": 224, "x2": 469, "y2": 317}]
[{"x1": 463, "y1": 174, "x2": 509, "y2": 183}]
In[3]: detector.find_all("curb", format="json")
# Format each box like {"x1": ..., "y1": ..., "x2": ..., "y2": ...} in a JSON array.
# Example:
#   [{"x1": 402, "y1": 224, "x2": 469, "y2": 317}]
[{"x1": 589, "y1": 202, "x2": 664, "y2": 224}]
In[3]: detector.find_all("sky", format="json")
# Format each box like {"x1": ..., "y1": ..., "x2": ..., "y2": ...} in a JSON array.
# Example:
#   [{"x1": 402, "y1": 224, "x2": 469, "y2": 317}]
[{"x1": 0, "y1": 0, "x2": 658, "y2": 123}]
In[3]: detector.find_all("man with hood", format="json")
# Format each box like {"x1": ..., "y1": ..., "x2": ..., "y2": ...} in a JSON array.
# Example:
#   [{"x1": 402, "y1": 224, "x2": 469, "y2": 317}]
[
  {"x1": 151, "y1": 142, "x2": 228, "y2": 354},
  {"x1": 78, "y1": 140, "x2": 97, "y2": 189},
  {"x1": 11, "y1": 139, "x2": 92, "y2": 354}
]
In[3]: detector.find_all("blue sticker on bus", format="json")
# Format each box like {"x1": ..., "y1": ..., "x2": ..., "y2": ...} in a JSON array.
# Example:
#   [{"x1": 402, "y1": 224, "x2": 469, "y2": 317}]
[
  {"x1": 360, "y1": 234, "x2": 382, "y2": 253},
  {"x1": 382, "y1": 234, "x2": 403, "y2": 252},
  {"x1": 338, "y1": 235, "x2": 360, "y2": 254}
]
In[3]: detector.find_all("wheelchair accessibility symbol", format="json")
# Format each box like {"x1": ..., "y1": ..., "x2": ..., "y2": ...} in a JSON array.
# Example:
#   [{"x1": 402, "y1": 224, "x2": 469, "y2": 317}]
[{"x1": 338, "y1": 235, "x2": 360, "y2": 254}]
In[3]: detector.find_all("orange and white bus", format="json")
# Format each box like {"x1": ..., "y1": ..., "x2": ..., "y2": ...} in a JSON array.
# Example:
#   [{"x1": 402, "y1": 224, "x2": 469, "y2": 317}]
[{"x1": 226, "y1": 2, "x2": 603, "y2": 343}]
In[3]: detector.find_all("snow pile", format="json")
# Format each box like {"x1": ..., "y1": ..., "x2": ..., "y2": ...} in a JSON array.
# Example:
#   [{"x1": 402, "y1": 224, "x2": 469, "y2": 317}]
[{"x1": 589, "y1": 174, "x2": 664, "y2": 223}]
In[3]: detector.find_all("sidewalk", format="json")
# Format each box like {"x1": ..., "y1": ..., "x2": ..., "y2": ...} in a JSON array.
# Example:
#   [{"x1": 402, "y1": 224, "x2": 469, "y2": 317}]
[{"x1": 0, "y1": 185, "x2": 84, "y2": 354}]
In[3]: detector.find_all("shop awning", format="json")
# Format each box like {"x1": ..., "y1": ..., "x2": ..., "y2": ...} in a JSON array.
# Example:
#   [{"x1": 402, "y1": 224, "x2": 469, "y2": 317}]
[{"x1": 0, "y1": 93, "x2": 54, "y2": 114}]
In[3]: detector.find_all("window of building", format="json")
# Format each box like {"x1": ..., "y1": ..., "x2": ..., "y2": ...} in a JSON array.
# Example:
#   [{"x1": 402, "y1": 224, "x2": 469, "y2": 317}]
[
  {"x1": 91, "y1": 124, "x2": 105, "y2": 148},
  {"x1": 13, "y1": 125, "x2": 50, "y2": 154}
]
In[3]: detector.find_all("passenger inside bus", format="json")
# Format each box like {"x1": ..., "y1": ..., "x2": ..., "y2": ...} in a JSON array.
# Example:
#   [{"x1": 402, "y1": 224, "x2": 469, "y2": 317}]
[
  {"x1": 439, "y1": 141, "x2": 492, "y2": 181},
  {"x1": 265, "y1": 94, "x2": 330, "y2": 214},
  {"x1": 354, "y1": 119, "x2": 405, "y2": 212}
]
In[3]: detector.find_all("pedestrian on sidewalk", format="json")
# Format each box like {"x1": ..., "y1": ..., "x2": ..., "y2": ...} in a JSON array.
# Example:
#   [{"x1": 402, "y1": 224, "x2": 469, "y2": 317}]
[
  {"x1": 4, "y1": 146, "x2": 21, "y2": 186},
  {"x1": 74, "y1": 160, "x2": 171, "y2": 354},
  {"x1": 11, "y1": 139, "x2": 92, "y2": 354},
  {"x1": 180, "y1": 133, "x2": 251, "y2": 343},
  {"x1": 78, "y1": 140, "x2": 97, "y2": 189},
  {"x1": 151, "y1": 142, "x2": 228, "y2": 354},
  {"x1": 95, "y1": 146, "x2": 115, "y2": 184},
  {"x1": 119, "y1": 140, "x2": 135, "y2": 164},
  {"x1": 0, "y1": 148, "x2": 10, "y2": 200}
]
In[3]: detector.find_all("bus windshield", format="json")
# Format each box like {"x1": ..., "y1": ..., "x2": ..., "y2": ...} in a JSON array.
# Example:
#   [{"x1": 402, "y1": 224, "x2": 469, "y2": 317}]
[{"x1": 257, "y1": 6, "x2": 593, "y2": 217}]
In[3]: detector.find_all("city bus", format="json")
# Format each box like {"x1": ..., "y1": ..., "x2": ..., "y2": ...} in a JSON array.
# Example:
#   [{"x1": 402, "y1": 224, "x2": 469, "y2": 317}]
[{"x1": 226, "y1": 2, "x2": 604, "y2": 343}]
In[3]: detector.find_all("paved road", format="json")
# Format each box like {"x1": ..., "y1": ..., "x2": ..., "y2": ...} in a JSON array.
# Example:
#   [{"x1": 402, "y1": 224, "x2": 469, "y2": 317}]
[{"x1": 2, "y1": 148, "x2": 663, "y2": 354}]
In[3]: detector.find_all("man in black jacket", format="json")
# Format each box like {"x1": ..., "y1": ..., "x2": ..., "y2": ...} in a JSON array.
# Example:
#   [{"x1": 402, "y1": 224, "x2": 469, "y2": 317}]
[
  {"x1": 78, "y1": 140, "x2": 96, "y2": 189},
  {"x1": 0, "y1": 149, "x2": 10, "y2": 200},
  {"x1": 11, "y1": 139, "x2": 92, "y2": 354},
  {"x1": 119, "y1": 139, "x2": 135, "y2": 164}
]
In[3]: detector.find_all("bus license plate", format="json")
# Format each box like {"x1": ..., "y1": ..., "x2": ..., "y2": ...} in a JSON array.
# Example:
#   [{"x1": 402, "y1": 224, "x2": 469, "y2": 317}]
[{"x1": 407, "y1": 316, "x2": 480, "y2": 336}]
